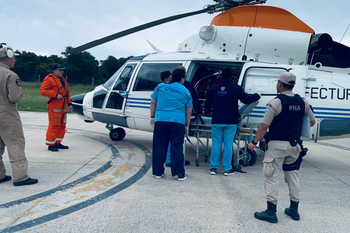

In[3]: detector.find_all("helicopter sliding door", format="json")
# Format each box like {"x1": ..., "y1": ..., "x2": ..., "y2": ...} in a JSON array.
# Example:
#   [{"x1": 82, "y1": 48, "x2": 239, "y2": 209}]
[
  {"x1": 128, "y1": 62, "x2": 182, "y2": 131},
  {"x1": 240, "y1": 64, "x2": 308, "y2": 127}
]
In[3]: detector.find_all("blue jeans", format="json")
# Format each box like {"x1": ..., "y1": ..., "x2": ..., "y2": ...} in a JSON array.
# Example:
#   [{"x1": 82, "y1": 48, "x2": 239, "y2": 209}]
[{"x1": 210, "y1": 124, "x2": 237, "y2": 171}]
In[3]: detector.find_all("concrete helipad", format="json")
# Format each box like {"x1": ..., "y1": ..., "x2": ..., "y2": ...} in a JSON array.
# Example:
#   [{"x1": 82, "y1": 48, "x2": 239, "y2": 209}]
[{"x1": 0, "y1": 112, "x2": 349, "y2": 233}]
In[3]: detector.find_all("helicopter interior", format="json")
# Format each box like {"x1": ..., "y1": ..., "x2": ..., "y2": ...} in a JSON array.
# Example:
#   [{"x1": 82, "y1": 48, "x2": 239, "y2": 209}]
[{"x1": 188, "y1": 61, "x2": 244, "y2": 107}]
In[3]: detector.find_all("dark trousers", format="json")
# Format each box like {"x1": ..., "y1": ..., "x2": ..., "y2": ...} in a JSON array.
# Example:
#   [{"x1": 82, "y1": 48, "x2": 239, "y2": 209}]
[{"x1": 152, "y1": 121, "x2": 185, "y2": 177}]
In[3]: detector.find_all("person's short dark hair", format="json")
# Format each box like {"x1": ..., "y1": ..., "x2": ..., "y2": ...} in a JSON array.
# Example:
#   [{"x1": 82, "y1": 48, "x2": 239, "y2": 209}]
[
  {"x1": 222, "y1": 68, "x2": 232, "y2": 80},
  {"x1": 161, "y1": 71, "x2": 171, "y2": 81},
  {"x1": 171, "y1": 68, "x2": 185, "y2": 83},
  {"x1": 279, "y1": 81, "x2": 294, "y2": 90}
]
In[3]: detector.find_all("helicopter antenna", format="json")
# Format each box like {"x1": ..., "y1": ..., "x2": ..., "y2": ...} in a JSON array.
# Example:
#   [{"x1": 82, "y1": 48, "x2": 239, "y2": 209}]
[{"x1": 340, "y1": 23, "x2": 350, "y2": 43}]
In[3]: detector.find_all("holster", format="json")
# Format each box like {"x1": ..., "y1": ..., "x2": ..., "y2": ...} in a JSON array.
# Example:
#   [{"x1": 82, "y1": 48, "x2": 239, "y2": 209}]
[{"x1": 283, "y1": 139, "x2": 308, "y2": 171}]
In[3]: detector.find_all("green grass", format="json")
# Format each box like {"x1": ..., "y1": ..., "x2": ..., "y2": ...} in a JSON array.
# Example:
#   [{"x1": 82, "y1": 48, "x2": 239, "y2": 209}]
[{"x1": 18, "y1": 82, "x2": 94, "y2": 112}]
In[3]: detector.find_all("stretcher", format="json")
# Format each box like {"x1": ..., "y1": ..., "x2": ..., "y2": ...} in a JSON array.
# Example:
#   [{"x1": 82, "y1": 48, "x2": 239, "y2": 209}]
[{"x1": 187, "y1": 101, "x2": 262, "y2": 170}]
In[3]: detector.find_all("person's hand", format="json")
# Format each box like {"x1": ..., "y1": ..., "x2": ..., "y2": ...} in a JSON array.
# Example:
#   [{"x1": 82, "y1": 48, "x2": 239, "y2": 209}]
[
  {"x1": 68, "y1": 105, "x2": 73, "y2": 113},
  {"x1": 256, "y1": 93, "x2": 261, "y2": 100},
  {"x1": 150, "y1": 118, "x2": 155, "y2": 128},
  {"x1": 185, "y1": 126, "x2": 189, "y2": 137},
  {"x1": 248, "y1": 142, "x2": 256, "y2": 151},
  {"x1": 56, "y1": 94, "x2": 63, "y2": 99}
]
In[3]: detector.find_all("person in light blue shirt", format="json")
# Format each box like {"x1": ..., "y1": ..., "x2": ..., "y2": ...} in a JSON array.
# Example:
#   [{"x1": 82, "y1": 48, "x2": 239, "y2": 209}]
[{"x1": 150, "y1": 68, "x2": 192, "y2": 181}]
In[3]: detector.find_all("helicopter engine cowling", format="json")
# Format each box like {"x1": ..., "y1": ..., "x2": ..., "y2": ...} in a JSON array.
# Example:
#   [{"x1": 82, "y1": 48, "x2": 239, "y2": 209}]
[{"x1": 308, "y1": 33, "x2": 333, "y2": 53}]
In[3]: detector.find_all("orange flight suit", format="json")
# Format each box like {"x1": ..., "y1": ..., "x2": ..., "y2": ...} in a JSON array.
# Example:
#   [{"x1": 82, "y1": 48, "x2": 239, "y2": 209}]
[{"x1": 40, "y1": 74, "x2": 72, "y2": 146}]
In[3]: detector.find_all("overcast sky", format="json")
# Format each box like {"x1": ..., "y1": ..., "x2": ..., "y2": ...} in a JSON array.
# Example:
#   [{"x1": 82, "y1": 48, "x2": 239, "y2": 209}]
[{"x1": 2, "y1": 0, "x2": 350, "y2": 61}]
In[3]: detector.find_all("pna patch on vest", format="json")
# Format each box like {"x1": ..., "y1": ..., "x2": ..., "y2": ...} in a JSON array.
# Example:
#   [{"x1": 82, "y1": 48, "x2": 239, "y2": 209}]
[
  {"x1": 288, "y1": 104, "x2": 302, "y2": 111},
  {"x1": 16, "y1": 79, "x2": 21, "y2": 87}
]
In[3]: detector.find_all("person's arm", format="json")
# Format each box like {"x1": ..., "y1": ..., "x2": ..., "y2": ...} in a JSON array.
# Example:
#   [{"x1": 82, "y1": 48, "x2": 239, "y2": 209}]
[
  {"x1": 304, "y1": 99, "x2": 316, "y2": 127},
  {"x1": 248, "y1": 122, "x2": 269, "y2": 151},
  {"x1": 150, "y1": 98, "x2": 157, "y2": 118},
  {"x1": 185, "y1": 107, "x2": 192, "y2": 127},
  {"x1": 40, "y1": 75, "x2": 57, "y2": 99},
  {"x1": 238, "y1": 86, "x2": 261, "y2": 104},
  {"x1": 7, "y1": 74, "x2": 22, "y2": 103}
]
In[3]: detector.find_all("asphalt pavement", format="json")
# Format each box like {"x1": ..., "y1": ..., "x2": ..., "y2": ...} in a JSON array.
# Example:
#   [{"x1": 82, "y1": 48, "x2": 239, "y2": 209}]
[{"x1": 0, "y1": 111, "x2": 349, "y2": 233}]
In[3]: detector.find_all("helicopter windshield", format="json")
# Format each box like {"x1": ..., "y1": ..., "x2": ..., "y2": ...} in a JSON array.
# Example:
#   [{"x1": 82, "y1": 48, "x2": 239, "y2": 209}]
[{"x1": 103, "y1": 65, "x2": 124, "y2": 89}]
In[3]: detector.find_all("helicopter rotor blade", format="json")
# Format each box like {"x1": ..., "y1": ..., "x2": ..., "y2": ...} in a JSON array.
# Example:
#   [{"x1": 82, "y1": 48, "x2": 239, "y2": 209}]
[
  {"x1": 68, "y1": 0, "x2": 268, "y2": 53},
  {"x1": 69, "y1": 8, "x2": 209, "y2": 53}
]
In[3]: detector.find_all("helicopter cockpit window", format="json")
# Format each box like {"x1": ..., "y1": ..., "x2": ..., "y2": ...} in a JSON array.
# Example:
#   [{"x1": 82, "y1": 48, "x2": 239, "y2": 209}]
[
  {"x1": 103, "y1": 65, "x2": 124, "y2": 89},
  {"x1": 112, "y1": 64, "x2": 136, "y2": 91},
  {"x1": 242, "y1": 67, "x2": 285, "y2": 95},
  {"x1": 133, "y1": 63, "x2": 182, "y2": 91}
]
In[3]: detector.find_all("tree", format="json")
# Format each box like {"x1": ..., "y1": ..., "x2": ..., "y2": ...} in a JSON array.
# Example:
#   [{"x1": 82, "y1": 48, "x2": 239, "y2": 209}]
[{"x1": 63, "y1": 47, "x2": 100, "y2": 84}]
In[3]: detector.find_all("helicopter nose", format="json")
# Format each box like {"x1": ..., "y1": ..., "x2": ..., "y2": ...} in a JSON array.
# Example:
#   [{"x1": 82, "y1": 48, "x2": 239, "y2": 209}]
[{"x1": 71, "y1": 93, "x2": 86, "y2": 116}]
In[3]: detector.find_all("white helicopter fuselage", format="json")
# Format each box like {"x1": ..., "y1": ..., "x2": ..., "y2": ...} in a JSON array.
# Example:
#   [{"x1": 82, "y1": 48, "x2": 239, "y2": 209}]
[{"x1": 71, "y1": 5, "x2": 350, "y2": 142}]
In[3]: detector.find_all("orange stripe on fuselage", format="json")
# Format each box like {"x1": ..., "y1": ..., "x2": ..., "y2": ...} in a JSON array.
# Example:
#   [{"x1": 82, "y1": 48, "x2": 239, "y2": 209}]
[{"x1": 210, "y1": 5, "x2": 314, "y2": 34}]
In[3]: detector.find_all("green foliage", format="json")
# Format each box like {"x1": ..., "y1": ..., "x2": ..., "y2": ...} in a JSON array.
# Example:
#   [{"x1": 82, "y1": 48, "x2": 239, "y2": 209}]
[
  {"x1": 18, "y1": 82, "x2": 94, "y2": 112},
  {"x1": 11, "y1": 47, "x2": 132, "y2": 85}
]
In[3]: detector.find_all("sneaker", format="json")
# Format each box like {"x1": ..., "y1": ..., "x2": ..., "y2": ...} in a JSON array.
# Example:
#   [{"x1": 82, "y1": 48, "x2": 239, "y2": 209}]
[
  {"x1": 13, "y1": 178, "x2": 38, "y2": 186},
  {"x1": 209, "y1": 168, "x2": 217, "y2": 175},
  {"x1": 56, "y1": 143, "x2": 69, "y2": 149},
  {"x1": 224, "y1": 169, "x2": 235, "y2": 176},
  {"x1": 155, "y1": 173, "x2": 165, "y2": 179},
  {"x1": 0, "y1": 175, "x2": 11, "y2": 184},
  {"x1": 48, "y1": 145, "x2": 58, "y2": 152},
  {"x1": 178, "y1": 174, "x2": 188, "y2": 181}
]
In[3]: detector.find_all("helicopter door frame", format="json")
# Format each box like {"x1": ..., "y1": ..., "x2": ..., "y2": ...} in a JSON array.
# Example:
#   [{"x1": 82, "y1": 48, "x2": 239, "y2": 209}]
[{"x1": 103, "y1": 62, "x2": 140, "y2": 117}]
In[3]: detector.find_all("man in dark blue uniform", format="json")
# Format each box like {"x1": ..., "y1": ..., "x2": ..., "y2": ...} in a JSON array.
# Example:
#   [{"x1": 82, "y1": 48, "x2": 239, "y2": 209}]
[{"x1": 205, "y1": 68, "x2": 260, "y2": 176}]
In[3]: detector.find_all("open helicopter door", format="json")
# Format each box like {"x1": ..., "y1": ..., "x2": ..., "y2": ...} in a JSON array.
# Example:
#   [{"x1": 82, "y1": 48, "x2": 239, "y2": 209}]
[
  {"x1": 127, "y1": 60, "x2": 184, "y2": 131},
  {"x1": 93, "y1": 61, "x2": 140, "y2": 132},
  {"x1": 239, "y1": 63, "x2": 313, "y2": 135}
]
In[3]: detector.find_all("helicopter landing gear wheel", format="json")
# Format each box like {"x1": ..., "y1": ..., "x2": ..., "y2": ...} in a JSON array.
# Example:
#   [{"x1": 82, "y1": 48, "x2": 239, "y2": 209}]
[
  {"x1": 239, "y1": 147, "x2": 258, "y2": 167},
  {"x1": 109, "y1": 127, "x2": 126, "y2": 141}
]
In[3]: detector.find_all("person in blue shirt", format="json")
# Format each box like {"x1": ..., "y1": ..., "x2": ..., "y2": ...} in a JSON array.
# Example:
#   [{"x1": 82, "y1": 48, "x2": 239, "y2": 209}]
[
  {"x1": 150, "y1": 68, "x2": 193, "y2": 181},
  {"x1": 205, "y1": 68, "x2": 260, "y2": 176}
]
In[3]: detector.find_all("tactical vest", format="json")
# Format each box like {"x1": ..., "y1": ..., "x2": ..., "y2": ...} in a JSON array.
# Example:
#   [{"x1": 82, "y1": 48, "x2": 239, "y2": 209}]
[{"x1": 269, "y1": 94, "x2": 305, "y2": 141}]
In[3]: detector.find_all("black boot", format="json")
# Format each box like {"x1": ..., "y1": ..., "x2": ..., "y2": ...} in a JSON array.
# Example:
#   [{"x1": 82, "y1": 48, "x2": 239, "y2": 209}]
[
  {"x1": 285, "y1": 200, "x2": 300, "y2": 220},
  {"x1": 254, "y1": 201, "x2": 278, "y2": 223}
]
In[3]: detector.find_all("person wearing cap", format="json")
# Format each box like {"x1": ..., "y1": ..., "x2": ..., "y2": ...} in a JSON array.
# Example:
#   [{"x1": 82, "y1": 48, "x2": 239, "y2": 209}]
[
  {"x1": 40, "y1": 64, "x2": 73, "y2": 152},
  {"x1": 205, "y1": 68, "x2": 260, "y2": 176},
  {"x1": 248, "y1": 71, "x2": 315, "y2": 223},
  {"x1": 0, "y1": 43, "x2": 38, "y2": 186}
]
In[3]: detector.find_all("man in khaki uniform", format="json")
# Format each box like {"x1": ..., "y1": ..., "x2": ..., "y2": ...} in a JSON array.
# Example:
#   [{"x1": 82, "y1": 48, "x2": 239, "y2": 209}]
[
  {"x1": 248, "y1": 71, "x2": 315, "y2": 223},
  {"x1": 0, "y1": 43, "x2": 38, "y2": 186}
]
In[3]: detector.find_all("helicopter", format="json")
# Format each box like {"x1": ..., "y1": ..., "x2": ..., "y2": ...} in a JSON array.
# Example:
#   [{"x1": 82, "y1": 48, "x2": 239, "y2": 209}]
[{"x1": 69, "y1": 0, "x2": 350, "y2": 150}]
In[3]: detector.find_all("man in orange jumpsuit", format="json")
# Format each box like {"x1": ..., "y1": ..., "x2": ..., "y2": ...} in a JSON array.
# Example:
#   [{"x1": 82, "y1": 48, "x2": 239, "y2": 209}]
[{"x1": 40, "y1": 64, "x2": 73, "y2": 152}]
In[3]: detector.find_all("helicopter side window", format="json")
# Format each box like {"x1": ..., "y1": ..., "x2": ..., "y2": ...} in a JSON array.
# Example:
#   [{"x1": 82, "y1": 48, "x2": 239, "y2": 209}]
[
  {"x1": 113, "y1": 64, "x2": 136, "y2": 91},
  {"x1": 93, "y1": 89, "x2": 108, "y2": 108},
  {"x1": 133, "y1": 63, "x2": 182, "y2": 91},
  {"x1": 242, "y1": 67, "x2": 285, "y2": 95}
]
